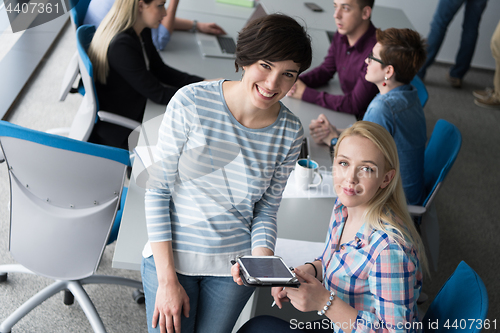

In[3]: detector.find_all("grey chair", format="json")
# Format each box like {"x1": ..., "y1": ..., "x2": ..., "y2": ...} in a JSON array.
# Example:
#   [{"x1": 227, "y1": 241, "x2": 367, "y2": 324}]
[{"x1": 0, "y1": 121, "x2": 143, "y2": 333}]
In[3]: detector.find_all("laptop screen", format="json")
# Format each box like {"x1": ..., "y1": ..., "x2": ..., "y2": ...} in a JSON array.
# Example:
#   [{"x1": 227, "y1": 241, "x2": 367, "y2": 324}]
[{"x1": 244, "y1": 3, "x2": 268, "y2": 27}]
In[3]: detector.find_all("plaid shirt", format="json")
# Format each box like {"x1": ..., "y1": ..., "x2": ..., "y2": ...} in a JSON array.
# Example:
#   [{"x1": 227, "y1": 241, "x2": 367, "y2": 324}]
[{"x1": 318, "y1": 199, "x2": 423, "y2": 333}]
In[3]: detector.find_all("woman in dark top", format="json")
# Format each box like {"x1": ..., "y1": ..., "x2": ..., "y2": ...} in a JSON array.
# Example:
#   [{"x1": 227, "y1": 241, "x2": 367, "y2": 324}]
[{"x1": 88, "y1": 0, "x2": 203, "y2": 149}]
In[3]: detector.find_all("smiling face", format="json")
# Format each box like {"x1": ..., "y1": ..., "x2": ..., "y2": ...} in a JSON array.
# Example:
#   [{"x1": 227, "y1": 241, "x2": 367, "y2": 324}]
[
  {"x1": 333, "y1": 135, "x2": 395, "y2": 211},
  {"x1": 139, "y1": 0, "x2": 166, "y2": 30},
  {"x1": 241, "y1": 59, "x2": 300, "y2": 111}
]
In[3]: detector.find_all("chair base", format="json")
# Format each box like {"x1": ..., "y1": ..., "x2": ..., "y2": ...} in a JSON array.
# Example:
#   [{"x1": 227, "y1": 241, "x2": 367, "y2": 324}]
[{"x1": 0, "y1": 264, "x2": 143, "y2": 333}]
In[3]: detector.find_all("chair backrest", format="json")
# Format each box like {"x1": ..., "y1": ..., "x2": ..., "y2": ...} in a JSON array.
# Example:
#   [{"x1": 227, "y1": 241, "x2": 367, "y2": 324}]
[
  {"x1": 68, "y1": 25, "x2": 98, "y2": 141},
  {"x1": 422, "y1": 119, "x2": 462, "y2": 207},
  {"x1": 0, "y1": 121, "x2": 130, "y2": 281},
  {"x1": 423, "y1": 261, "x2": 488, "y2": 332},
  {"x1": 411, "y1": 75, "x2": 429, "y2": 108},
  {"x1": 69, "y1": 0, "x2": 92, "y2": 29}
]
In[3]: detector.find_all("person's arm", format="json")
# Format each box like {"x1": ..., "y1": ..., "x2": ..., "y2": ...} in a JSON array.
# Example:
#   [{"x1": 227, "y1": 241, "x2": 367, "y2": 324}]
[
  {"x1": 162, "y1": 0, "x2": 179, "y2": 34},
  {"x1": 284, "y1": 242, "x2": 421, "y2": 333},
  {"x1": 151, "y1": 0, "x2": 178, "y2": 50},
  {"x1": 353, "y1": 243, "x2": 421, "y2": 332},
  {"x1": 309, "y1": 114, "x2": 341, "y2": 145},
  {"x1": 250, "y1": 126, "x2": 304, "y2": 255},
  {"x1": 283, "y1": 268, "x2": 359, "y2": 333},
  {"x1": 300, "y1": 41, "x2": 338, "y2": 88},
  {"x1": 287, "y1": 42, "x2": 338, "y2": 100},
  {"x1": 145, "y1": 88, "x2": 193, "y2": 333},
  {"x1": 144, "y1": 29, "x2": 204, "y2": 90},
  {"x1": 150, "y1": 242, "x2": 189, "y2": 333},
  {"x1": 361, "y1": 97, "x2": 395, "y2": 136},
  {"x1": 173, "y1": 17, "x2": 226, "y2": 35},
  {"x1": 301, "y1": 63, "x2": 379, "y2": 118}
]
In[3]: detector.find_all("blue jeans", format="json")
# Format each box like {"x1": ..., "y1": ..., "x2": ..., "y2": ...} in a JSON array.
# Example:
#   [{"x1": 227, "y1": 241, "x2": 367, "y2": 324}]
[
  {"x1": 417, "y1": 0, "x2": 488, "y2": 79},
  {"x1": 141, "y1": 255, "x2": 255, "y2": 333}
]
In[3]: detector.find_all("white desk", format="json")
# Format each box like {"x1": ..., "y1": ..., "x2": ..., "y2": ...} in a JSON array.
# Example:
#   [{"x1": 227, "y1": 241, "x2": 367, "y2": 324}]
[
  {"x1": 112, "y1": 1, "x2": 413, "y2": 328},
  {"x1": 177, "y1": 0, "x2": 255, "y2": 19},
  {"x1": 259, "y1": 0, "x2": 414, "y2": 31}
]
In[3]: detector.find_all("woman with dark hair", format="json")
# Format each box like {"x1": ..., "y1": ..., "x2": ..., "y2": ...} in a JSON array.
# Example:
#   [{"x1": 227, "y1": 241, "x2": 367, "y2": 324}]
[
  {"x1": 142, "y1": 13, "x2": 312, "y2": 333},
  {"x1": 88, "y1": 0, "x2": 204, "y2": 149},
  {"x1": 310, "y1": 28, "x2": 427, "y2": 205}
]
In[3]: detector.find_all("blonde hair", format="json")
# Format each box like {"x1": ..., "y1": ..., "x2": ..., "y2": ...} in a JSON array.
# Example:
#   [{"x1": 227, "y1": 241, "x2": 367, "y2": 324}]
[
  {"x1": 88, "y1": 0, "x2": 144, "y2": 84},
  {"x1": 335, "y1": 121, "x2": 429, "y2": 276}
]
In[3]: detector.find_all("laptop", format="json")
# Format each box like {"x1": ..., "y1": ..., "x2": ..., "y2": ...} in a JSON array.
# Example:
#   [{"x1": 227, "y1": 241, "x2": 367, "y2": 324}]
[{"x1": 196, "y1": 3, "x2": 268, "y2": 59}]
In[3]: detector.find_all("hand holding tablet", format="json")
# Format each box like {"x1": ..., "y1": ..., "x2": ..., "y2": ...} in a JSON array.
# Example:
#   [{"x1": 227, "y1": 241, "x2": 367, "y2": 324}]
[{"x1": 233, "y1": 256, "x2": 300, "y2": 287}]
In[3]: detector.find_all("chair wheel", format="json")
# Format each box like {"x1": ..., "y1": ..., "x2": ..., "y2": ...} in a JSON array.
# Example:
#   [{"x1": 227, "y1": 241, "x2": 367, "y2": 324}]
[
  {"x1": 0, "y1": 272, "x2": 7, "y2": 282},
  {"x1": 133, "y1": 289, "x2": 145, "y2": 304},
  {"x1": 63, "y1": 290, "x2": 75, "y2": 305}
]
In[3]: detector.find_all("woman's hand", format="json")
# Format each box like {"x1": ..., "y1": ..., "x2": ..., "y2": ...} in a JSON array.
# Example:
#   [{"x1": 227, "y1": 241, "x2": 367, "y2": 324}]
[
  {"x1": 283, "y1": 268, "x2": 331, "y2": 313},
  {"x1": 287, "y1": 79, "x2": 306, "y2": 99},
  {"x1": 231, "y1": 262, "x2": 244, "y2": 286},
  {"x1": 271, "y1": 286, "x2": 289, "y2": 309},
  {"x1": 309, "y1": 114, "x2": 339, "y2": 145},
  {"x1": 198, "y1": 22, "x2": 226, "y2": 35},
  {"x1": 232, "y1": 247, "x2": 274, "y2": 285},
  {"x1": 153, "y1": 280, "x2": 190, "y2": 333}
]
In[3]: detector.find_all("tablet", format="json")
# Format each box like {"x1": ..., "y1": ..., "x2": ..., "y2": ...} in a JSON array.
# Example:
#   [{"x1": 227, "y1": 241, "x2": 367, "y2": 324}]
[{"x1": 236, "y1": 256, "x2": 300, "y2": 287}]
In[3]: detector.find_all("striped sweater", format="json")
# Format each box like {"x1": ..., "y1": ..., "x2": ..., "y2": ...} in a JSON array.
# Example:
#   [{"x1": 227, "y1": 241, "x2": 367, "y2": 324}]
[{"x1": 143, "y1": 80, "x2": 304, "y2": 276}]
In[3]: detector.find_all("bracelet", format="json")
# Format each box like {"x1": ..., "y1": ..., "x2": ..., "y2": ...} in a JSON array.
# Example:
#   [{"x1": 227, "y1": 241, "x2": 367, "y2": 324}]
[
  {"x1": 190, "y1": 19, "x2": 198, "y2": 33},
  {"x1": 304, "y1": 262, "x2": 317, "y2": 278},
  {"x1": 317, "y1": 291, "x2": 335, "y2": 316}
]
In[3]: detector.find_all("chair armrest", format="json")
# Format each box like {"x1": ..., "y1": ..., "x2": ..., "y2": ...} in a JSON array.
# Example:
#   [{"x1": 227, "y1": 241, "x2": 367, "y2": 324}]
[
  {"x1": 98, "y1": 111, "x2": 141, "y2": 130},
  {"x1": 408, "y1": 205, "x2": 426, "y2": 217},
  {"x1": 59, "y1": 51, "x2": 80, "y2": 102}
]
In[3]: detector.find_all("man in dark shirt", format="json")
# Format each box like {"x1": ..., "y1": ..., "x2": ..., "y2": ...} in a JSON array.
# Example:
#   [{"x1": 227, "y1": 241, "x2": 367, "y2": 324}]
[{"x1": 287, "y1": 0, "x2": 378, "y2": 118}]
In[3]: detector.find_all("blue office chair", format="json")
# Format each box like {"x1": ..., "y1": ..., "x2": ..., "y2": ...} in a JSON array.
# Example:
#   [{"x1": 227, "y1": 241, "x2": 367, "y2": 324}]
[
  {"x1": 408, "y1": 119, "x2": 462, "y2": 271},
  {"x1": 53, "y1": 25, "x2": 141, "y2": 143},
  {"x1": 69, "y1": 0, "x2": 92, "y2": 28},
  {"x1": 0, "y1": 121, "x2": 143, "y2": 333},
  {"x1": 51, "y1": 24, "x2": 140, "y2": 244},
  {"x1": 422, "y1": 261, "x2": 488, "y2": 332},
  {"x1": 59, "y1": 0, "x2": 92, "y2": 100},
  {"x1": 411, "y1": 75, "x2": 429, "y2": 108}
]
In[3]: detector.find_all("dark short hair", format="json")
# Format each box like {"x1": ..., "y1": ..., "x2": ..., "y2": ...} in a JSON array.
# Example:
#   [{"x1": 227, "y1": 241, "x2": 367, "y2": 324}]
[
  {"x1": 356, "y1": 0, "x2": 374, "y2": 9},
  {"x1": 376, "y1": 28, "x2": 426, "y2": 84},
  {"x1": 235, "y1": 14, "x2": 312, "y2": 75}
]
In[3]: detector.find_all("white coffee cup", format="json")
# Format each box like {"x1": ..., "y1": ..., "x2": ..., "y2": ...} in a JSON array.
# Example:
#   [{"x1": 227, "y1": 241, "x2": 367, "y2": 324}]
[{"x1": 295, "y1": 158, "x2": 323, "y2": 190}]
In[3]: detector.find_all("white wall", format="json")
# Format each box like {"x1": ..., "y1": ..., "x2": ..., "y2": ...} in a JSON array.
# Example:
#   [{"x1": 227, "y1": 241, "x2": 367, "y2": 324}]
[{"x1": 376, "y1": 0, "x2": 499, "y2": 70}]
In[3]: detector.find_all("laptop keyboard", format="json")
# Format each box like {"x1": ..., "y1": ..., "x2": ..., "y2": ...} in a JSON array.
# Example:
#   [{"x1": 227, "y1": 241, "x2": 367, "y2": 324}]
[{"x1": 217, "y1": 36, "x2": 236, "y2": 54}]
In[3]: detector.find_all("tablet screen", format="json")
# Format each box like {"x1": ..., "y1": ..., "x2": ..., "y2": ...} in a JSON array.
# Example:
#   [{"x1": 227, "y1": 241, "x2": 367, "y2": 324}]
[{"x1": 239, "y1": 257, "x2": 293, "y2": 279}]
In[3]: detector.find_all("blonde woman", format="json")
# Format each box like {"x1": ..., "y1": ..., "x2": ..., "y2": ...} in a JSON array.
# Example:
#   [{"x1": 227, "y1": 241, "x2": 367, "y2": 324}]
[
  {"x1": 88, "y1": 0, "x2": 203, "y2": 149},
  {"x1": 234, "y1": 121, "x2": 428, "y2": 333}
]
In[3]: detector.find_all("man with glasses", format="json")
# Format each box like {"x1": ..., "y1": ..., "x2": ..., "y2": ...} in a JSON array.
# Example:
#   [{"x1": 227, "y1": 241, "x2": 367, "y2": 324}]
[
  {"x1": 310, "y1": 28, "x2": 428, "y2": 205},
  {"x1": 287, "y1": 0, "x2": 378, "y2": 119}
]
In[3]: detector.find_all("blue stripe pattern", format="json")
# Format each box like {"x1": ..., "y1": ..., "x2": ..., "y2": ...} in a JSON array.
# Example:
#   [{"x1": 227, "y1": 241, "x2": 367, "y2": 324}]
[{"x1": 145, "y1": 80, "x2": 303, "y2": 272}]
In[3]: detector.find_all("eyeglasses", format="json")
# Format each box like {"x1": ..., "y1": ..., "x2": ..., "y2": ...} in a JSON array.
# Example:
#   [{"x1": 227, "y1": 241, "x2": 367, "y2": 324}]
[{"x1": 367, "y1": 52, "x2": 385, "y2": 66}]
